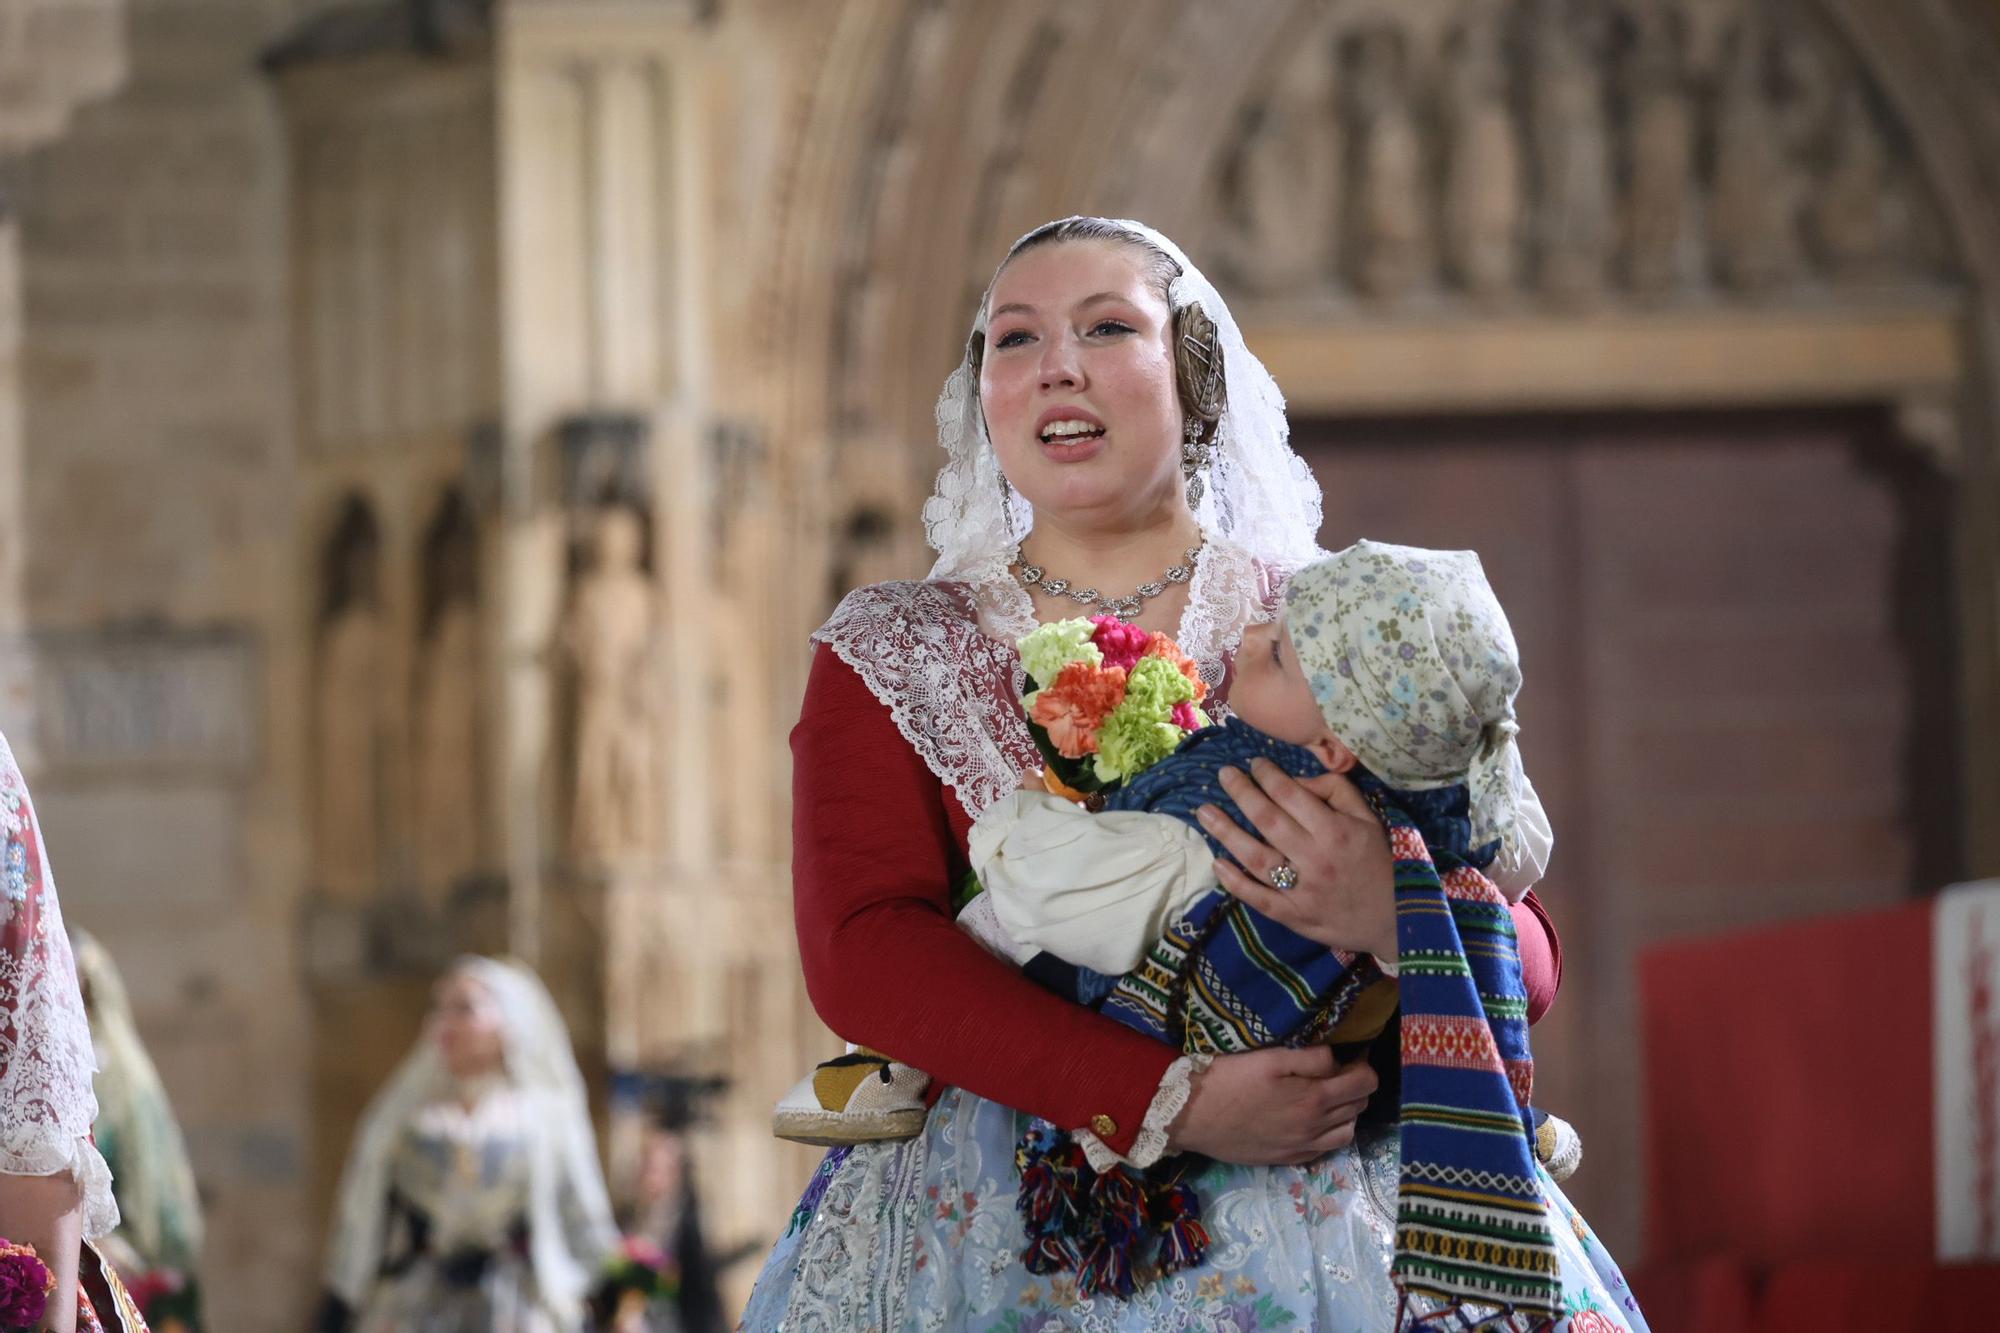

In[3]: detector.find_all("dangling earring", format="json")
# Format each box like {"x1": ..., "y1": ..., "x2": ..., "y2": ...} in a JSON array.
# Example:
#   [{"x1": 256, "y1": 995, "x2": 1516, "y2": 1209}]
[
  {"x1": 999, "y1": 468, "x2": 1018, "y2": 530},
  {"x1": 1182, "y1": 416, "x2": 1209, "y2": 510}
]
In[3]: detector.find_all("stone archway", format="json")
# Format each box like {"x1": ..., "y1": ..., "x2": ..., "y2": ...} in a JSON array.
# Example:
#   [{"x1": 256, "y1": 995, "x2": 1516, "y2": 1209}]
[{"x1": 742, "y1": 0, "x2": 2000, "y2": 1264}]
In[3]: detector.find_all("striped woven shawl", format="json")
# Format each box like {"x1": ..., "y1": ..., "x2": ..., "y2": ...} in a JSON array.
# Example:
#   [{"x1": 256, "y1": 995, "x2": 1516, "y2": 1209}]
[{"x1": 1089, "y1": 723, "x2": 1560, "y2": 1322}]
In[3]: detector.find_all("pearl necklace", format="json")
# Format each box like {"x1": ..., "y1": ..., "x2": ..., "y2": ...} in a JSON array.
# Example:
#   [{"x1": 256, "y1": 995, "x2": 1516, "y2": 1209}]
[{"x1": 1010, "y1": 540, "x2": 1203, "y2": 620}]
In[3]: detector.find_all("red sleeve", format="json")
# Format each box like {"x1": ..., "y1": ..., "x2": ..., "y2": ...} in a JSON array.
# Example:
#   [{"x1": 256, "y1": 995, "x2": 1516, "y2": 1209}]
[
  {"x1": 1513, "y1": 890, "x2": 1562, "y2": 1025},
  {"x1": 791, "y1": 643, "x2": 1178, "y2": 1155}
]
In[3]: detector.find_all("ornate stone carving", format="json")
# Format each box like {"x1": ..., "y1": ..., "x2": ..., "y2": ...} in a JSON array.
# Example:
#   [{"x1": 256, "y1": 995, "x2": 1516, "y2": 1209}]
[
  {"x1": 1441, "y1": 13, "x2": 1524, "y2": 300},
  {"x1": 1618, "y1": 6, "x2": 1697, "y2": 296},
  {"x1": 1709, "y1": 16, "x2": 1803, "y2": 291},
  {"x1": 413, "y1": 487, "x2": 483, "y2": 899},
  {"x1": 314, "y1": 495, "x2": 388, "y2": 902},
  {"x1": 562, "y1": 505, "x2": 657, "y2": 869},
  {"x1": 1806, "y1": 80, "x2": 1895, "y2": 280},
  {"x1": 1201, "y1": 0, "x2": 1952, "y2": 311},
  {"x1": 1214, "y1": 34, "x2": 1341, "y2": 296},
  {"x1": 1345, "y1": 27, "x2": 1429, "y2": 302},
  {"x1": 1530, "y1": 0, "x2": 1614, "y2": 302}
]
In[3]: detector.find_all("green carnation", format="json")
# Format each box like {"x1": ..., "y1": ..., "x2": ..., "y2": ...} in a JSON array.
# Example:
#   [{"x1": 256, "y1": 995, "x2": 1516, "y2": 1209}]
[
  {"x1": 1123, "y1": 654, "x2": 1198, "y2": 712},
  {"x1": 1018, "y1": 619, "x2": 1102, "y2": 687},
  {"x1": 1093, "y1": 700, "x2": 1184, "y2": 783}
]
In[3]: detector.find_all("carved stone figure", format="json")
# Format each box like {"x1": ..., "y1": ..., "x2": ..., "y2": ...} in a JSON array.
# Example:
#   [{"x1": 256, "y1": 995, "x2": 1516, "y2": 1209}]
[
  {"x1": 1710, "y1": 21, "x2": 1802, "y2": 290},
  {"x1": 1441, "y1": 15, "x2": 1523, "y2": 300},
  {"x1": 1215, "y1": 40, "x2": 1341, "y2": 295},
  {"x1": 1530, "y1": 1, "x2": 1613, "y2": 301},
  {"x1": 1346, "y1": 28, "x2": 1428, "y2": 301},
  {"x1": 414, "y1": 497, "x2": 482, "y2": 899},
  {"x1": 1621, "y1": 9, "x2": 1696, "y2": 295},
  {"x1": 564, "y1": 505, "x2": 658, "y2": 868},
  {"x1": 315, "y1": 498, "x2": 387, "y2": 902},
  {"x1": 1808, "y1": 81, "x2": 1894, "y2": 280}
]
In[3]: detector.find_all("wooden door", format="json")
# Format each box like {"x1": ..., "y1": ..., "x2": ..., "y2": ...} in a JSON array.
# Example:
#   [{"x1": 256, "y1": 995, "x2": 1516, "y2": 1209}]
[{"x1": 1295, "y1": 407, "x2": 1956, "y2": 1256}]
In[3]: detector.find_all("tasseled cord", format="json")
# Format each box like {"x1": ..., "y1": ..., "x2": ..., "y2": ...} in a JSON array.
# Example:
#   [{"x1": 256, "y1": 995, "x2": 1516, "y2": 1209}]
[{"x1": 1014, "y1": 1123, "x2": 1211, "y2": 1299}]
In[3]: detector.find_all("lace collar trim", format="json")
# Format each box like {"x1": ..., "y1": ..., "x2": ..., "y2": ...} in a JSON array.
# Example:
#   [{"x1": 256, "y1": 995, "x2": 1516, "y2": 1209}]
[{"x1": 815, "y1": 536, "x2": 1291, "y2": 820}]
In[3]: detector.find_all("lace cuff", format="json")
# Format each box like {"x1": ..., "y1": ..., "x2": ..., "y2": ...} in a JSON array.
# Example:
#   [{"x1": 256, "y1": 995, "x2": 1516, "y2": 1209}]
[{"x1": 1076, "y1": 1053, "x2": 1211, "y2": 1172}]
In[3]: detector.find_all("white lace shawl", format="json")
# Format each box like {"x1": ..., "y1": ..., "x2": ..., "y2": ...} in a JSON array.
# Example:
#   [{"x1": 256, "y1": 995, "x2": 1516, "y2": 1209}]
[
  {"x1": 0, "y1": 731, "x2": 118, "y2": 1240},
  {"x1": 813, "y1": 536, "x2": 1286, "y2": 826}
]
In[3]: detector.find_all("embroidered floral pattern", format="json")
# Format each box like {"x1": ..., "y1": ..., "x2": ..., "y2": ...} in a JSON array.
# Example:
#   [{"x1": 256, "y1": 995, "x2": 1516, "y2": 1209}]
[{"x1": 746, "y1": 1092, "x2": 1649, "y2": 1331}]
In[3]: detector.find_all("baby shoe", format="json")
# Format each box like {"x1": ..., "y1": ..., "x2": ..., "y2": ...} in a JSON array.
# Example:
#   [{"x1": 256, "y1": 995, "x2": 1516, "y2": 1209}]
[{"x1": 771, "y1": 1049, "x2": 930, "y2": 1146}]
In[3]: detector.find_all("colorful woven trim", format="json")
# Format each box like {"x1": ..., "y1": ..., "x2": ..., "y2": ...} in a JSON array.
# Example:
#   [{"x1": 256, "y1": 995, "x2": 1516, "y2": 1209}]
[
  {"x1": 1097, "y1": 719, "x2": 1383, "y2": 1053},
  {"x1": 1367, "y1": 778, "x2": 1560, "y2": 1326}
]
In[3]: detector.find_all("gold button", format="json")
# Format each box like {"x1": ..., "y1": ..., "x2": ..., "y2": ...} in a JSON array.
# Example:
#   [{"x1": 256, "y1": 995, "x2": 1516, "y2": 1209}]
[{"x1": 1090, "y1": 1113, "x2": 1118, "y2": 1138}]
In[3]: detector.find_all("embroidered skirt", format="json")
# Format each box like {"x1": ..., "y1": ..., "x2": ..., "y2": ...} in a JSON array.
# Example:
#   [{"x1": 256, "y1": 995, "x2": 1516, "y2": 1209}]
[{"x1": 741, "y1": 1088, "x2": 1648, "y2": 1331}]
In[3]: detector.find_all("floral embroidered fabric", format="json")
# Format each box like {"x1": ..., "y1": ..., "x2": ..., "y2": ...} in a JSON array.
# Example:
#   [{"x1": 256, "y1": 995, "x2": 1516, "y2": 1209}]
[{"x1": 744, "y1": 1092, "x2": 1648, "y2": 1331}]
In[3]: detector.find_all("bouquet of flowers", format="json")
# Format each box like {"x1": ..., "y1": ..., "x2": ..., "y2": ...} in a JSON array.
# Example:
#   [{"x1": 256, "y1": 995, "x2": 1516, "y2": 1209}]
[
  {"x1": 1018, "y1": 614, "x2": 1210, "y2": 795},
  {"x1": 126, "y1": 1267, "x2": 200, "y2": 1332},
  {"x1": 592, "y1": 1236, "x2": 679, "y2": 1330},
  {"x1": 0, "y1": 1239, "x2": 54, "y2": 1333}
]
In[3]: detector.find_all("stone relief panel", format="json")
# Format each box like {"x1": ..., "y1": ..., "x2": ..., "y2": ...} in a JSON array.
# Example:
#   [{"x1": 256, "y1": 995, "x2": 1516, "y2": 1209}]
[
  {"x1": 11, "y1": 627, "x2": 258, "y2": 782},
  {"x1": 1207, "y1": 0, "x2": 1956, "y2": 310},
  {"x1": 412, "y1": 485, "x2": 485, "y2": 904},
  {"x1": 313, "y1": 492, "x2": 388, "y2": 905}
]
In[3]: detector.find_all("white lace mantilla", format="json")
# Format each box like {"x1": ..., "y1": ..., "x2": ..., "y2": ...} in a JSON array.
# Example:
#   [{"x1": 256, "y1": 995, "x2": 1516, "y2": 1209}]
[
  {"x1": 813, "y1": 536, "x2": 1284, "y2": 823},
  {"x1": 0, "y1": 732, "x2": 118, "y2": 1240}
]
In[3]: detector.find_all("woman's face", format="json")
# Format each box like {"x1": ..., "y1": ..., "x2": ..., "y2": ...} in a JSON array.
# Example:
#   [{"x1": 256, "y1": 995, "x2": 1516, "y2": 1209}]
[
  {"x1": 429, "y1": 970, "x2": 506, "y2": 1080},
  {"x1": 979, "y1": 240, "x2": 1186, "y2": 531}
]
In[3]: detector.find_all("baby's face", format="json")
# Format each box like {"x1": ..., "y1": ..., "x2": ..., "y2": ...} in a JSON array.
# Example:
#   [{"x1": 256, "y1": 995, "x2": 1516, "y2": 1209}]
[{"x1": 1231, "y1": 616, "x2": 1337, "y2": 750}]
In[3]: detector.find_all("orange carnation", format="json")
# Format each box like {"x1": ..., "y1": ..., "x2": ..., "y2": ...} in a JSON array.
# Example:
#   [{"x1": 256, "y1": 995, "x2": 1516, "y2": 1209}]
[
  {"x1": 1142, "y1": 633, "x2": 1208, "y2": 702},
  {"x1": 1029, "y1": 662, "x2": 1127, "y2": 758}
]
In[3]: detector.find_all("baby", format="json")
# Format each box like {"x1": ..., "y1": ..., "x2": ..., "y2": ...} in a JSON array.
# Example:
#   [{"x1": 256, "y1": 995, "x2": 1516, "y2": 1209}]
[{"x1": 775, "y1": 540, "x2": 1572, "y2": 1175}]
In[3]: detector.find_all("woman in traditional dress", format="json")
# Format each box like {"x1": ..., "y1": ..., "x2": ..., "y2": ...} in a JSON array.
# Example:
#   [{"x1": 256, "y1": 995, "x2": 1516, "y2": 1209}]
[
  {"x1": 72, "y1": 931, "x2": 205, "y2": 1329},
  {"x1": 318, "y1": 957, "x2": 620, "y2": 1333},
  {"x1": 0, "y1": 732, "x2": 143, "y2": 1332},
  {"x1": 743, "y1": 218, "x2": 1648, "y2": 1329}
]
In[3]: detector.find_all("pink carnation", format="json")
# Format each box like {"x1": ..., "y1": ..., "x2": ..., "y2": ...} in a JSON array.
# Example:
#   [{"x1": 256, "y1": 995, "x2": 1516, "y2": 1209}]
[
  {"x1": 1171, "y1": 701, "x2": 1200, "y2": 732},
  {"x1": 1090, "y1": 615, "x2": 1151, "y2": 671},
  {"x1": 0, "y1": 1242, "x2": 52, "y2": 1330}
]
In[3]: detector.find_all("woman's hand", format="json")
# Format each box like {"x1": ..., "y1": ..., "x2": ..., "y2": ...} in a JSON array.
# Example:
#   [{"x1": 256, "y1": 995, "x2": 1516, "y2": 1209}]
[
  {"x1": 1167, "y1": 1045, "x2": 1378, "y2": 1165},
  {"x1": 1195, "y1": 760, "x2": 1395, "y2": 957}
]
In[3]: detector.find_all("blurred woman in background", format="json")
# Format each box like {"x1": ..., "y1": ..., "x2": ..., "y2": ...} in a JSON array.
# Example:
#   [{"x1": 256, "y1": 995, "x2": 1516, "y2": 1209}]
[
  {"x1": 318, "y1": 957, "x2": 619, "y2": 1333},
  {"x1": 73, "y1": 930, "x2": 205, "y2": 1331}
]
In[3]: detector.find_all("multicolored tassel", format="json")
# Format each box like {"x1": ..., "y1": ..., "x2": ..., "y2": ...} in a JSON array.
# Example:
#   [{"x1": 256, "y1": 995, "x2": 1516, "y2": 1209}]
[
  {"x1": 1012, "y1": 1121, "x2": 1213, "y2": 1299},
  {"x1": 1151, "y1": 1180, "x2": 1210, "y2": 1275}
]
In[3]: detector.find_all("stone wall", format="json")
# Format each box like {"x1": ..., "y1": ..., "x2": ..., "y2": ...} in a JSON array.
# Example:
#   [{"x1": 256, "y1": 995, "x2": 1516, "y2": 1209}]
[
  {"x1": 18, "y1": 0, "x2": 311, "y2": 1325},
  {"x1": 2, "y1": 0, "x2": 1996, "y2": 1320}
]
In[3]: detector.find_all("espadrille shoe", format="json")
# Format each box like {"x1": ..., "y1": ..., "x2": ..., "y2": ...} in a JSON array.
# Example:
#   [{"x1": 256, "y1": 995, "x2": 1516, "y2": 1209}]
[
  {"x1": 771, "y1": 1049, "x2": 930, "y2": 1146},
  {"x1": 1532, "y1": 1107, "x2": 1584, "y2": 1182}
]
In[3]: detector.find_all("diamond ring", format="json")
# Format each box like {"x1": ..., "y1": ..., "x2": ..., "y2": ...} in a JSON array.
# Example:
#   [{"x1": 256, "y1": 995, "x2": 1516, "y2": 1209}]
[{"x1": 1267, "y1": 862, "x2": 1300, "y2": 891}]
